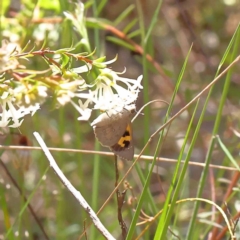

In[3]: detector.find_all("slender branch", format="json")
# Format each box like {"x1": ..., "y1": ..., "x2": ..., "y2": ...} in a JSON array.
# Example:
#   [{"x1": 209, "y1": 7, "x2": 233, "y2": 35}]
[
  {"x1": 216, "y1": 214, "x2": 240, "y2": 240},
  {"x1": 33, "y1": 132, "x2": 115, "y2": 240},
  {"x1": 150, "y1": 55, "x2": 240, "y2": 140},
  {"x1": 0, "y1": 145, "x2": 237, "y2": 172},
  {"x1": 114, "y1": 155, "x2": 127, "y2": 239}
]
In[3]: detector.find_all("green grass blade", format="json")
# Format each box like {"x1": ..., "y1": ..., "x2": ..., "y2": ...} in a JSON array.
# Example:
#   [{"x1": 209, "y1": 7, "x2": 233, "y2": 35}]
[
  {"x1": 126, "y1": 38, "x2": 191, "y2": 240},
  {"x1": 135, "y1": 163, "x2": 158, "y2": 213},
  {"x1": 216, "y1": 135, "x2": 240, "y2": 171},
  {"x1": 154, "y1": 99, "x2": 200, "y2": 239},
  {"x1": 0, "y1": 180, "x2": 15, "y2": 240},
  {"x1": 127, "y1": 29, "x2": 141, "y2": 39},
  {"x1": 105, "y1": 36, "x2": 135, "y2": 51},
  {"x1": 186, "y1": 24, "x2": 240, "y2": 240},
  {"x1": 123, "y1": 18, "x2": 138, "y2": 35},
  {"x1": 144, "y1": 0, "x2": 162, "y2": 44},
  {"x1": 216, "y1": 24, "x2": 240, "y2": 74},
  {"x1": 154, "y1": 45, "x2": 192, "y2": 239},
  {"x1": 96, "y1": 0, "x2": 108, "y2": 15},
  {"x1": 89, "y1": 142, "x2": 101, "y2": 239},
  {"x1": 114, "y1": 5, "x2": 135, "y2": 26}
]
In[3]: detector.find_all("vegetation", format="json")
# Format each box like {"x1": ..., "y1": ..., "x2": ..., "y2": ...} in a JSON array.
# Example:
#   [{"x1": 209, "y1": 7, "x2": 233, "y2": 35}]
[{"x1": 0, "y1": 0, "x2": 239, "y2": 239}]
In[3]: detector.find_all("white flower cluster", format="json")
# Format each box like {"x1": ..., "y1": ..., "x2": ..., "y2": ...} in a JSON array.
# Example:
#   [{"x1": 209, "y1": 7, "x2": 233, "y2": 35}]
[
  {"x1": 0, "y1": 42, "x2": 42, "y2": 128},
  {"x1": 72, "y1": 67, "x2": 143, "y2": 121},
  {"x1": 0, "y1": 91, "x2": 40, "y2": 128},
  {"x1": 0, "y1": 41, "x2": 142, "y2": 128},
  {"x1": 0, "y1": 41, "x2": 20, "y2": 72}
]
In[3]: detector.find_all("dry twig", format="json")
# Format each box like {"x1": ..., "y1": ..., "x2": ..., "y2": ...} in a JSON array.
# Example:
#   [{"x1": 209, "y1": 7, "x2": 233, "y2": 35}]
[{"x1": 33, "y1": 132, "x2": 115, "y2": 240}]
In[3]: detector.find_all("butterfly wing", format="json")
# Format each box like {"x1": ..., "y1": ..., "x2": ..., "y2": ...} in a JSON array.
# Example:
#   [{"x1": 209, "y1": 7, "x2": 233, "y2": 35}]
[
  {"x1": 93, "y1": 118, "x2": 129, "y2": 147},
  {"x1": 91, "y1": 105, "x2": 135, "y2": 160},
  {"x1": 110, "y1": 123, "x2": 134, "y2": 161}
]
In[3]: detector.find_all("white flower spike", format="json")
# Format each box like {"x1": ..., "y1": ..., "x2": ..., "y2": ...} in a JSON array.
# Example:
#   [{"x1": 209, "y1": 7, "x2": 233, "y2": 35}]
[
  {"x1": 75, "y1": 67, "x2": 143, "y2": 120},
  {"x1": 0, "y1": 92, "x2": 40, "y2": 128}
]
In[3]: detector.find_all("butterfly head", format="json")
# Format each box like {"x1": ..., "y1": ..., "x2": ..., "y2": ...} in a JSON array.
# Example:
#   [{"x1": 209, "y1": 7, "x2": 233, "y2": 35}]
[{"x1": 124, "y1": 104, "x2": 136, "y2": 114}]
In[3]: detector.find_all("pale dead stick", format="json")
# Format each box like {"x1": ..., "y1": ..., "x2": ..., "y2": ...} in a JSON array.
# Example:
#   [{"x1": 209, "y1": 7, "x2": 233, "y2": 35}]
[{"x1": 33, "y1": 132, "x2": 116, "y2": 240}]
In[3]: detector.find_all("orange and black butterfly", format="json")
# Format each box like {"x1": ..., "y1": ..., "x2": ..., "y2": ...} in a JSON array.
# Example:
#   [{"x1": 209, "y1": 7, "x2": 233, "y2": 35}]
[{"x1": 91, "y1": 104, "x2": 135, "y2": 160}]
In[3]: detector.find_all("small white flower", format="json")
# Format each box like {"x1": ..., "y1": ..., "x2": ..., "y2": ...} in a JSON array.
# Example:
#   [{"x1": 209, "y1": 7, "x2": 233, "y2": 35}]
[
  {"x1": 14, "y1": 84, "x2": 48, "y2": 106},
  {"x1": 64, "y1": 2, "x2": 88, "y2": 42},
  {"x1": 89, "y1": 68, "x2": 143, "y2": 111},
  {"x1": 0, "y1": 92, "x2": 40, "y2": 128},
  {"x1": 33, "y1": 23, "x2": 59, "y2": 42},
  {"x1": 74, "y1": 67, "x2": 142, "y2": 121},
  {"x1": 0, "y1": 41, "x2": 20, "y2": 71},
  {"x1": 56, "y1": 79, "x2": 86, "y2": 106},
  {"x1": 72, "y1": 63, "x2": 92, "y2": 73},
  {"x1": 71, "y1": 99, "x2": 92, "y2": 121}
]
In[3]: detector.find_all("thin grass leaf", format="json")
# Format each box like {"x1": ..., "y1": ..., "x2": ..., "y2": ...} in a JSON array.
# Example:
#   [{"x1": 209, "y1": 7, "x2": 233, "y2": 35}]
[
  {"x1": 84, "y1": 0, "x2": 94, "y2": 10},
  {"x1": 127, "y1": 31, "x2": 191, "y2": 240},
  {"x1": 155, "y1": 100, "x2": 199, "y2": 239},
  {"x1": 136, "y1": 0, "x2": 150, "y2": 156},
  {"x1": 96, "y1": 0, "x2": 108, "y2": 14},
  {"x1": 123, "y1": 18, "x2": 138, "y2": 35},
  {"x1": 217, "y1": 24, "x2": 240, "y2": 74},
  {"x1": 137, "y1": 0, "x2": 164, "y2": 152},
  {"x1": 127, "y1": 2, "x2": 164, "y2": 239},
  {"x1": 0, "y1": 183, "x2": 14, "y2": 240},
  {"x1": 90, "y1": 141, "x2": 101, "y2": 240},
  {"x1": 114, "y1": 5, "x2": 135, "y2": 26},
  {"x1": 127, "y1": 29, "x2": 141, "y2": 39},
  {"x1": 106, "y1": 36, "x2": 135, "y2": 51},
  {"x1": 90, "y1": 5, "x2": 101, "y2": 236},
  {"x1": 92, "y1": 1, "x2": 101, "y2": 57},
  {"x1": 171, "y1": 171, "x2": 189, "y2": 240},
  {"x1": 144, "y1": 0, "x2": 162, "y2": 43},
  {"x1": 124, "y1": 2, "x2": 164, "y2": 221},
  {"x1": 134, "y1": 164, "x2": 158, "y2": 213},
  {"x1": 154, "y1": 46, "x2": 193, "y2": 239},
  {"x1": 216, "y1": 135, "x2": 240, "y2": 171},
  {"x1": 86, "y1": 17, "x2": 110, "y2": 30}
]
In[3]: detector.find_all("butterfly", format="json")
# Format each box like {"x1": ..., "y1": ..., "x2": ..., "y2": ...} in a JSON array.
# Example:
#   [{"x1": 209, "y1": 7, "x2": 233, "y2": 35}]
[{"x1": 91, "y1": 104, "x2": 136, "y2": 160}]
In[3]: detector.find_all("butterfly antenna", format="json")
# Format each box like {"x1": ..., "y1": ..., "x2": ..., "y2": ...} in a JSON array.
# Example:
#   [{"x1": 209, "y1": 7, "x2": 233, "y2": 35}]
[{"x1": 131, "y1": 99, "x2": 169, "y2": 122}]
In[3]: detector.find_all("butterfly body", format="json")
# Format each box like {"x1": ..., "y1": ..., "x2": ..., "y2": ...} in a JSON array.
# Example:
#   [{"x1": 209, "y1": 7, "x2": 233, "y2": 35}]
[{"x1": 91, "y1": 104, "x2": 135, "y2": 160}]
